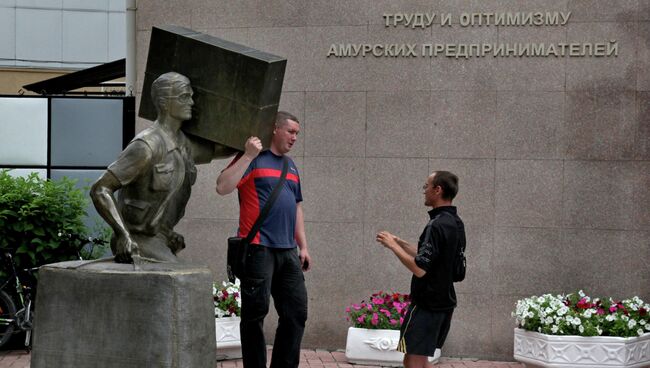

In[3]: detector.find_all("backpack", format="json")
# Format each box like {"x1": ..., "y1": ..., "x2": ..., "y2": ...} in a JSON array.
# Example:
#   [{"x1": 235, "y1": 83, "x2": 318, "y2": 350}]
[
  {"x1": 428, "y1": 212, "x2": 466, "y2": 282},
  {"x1": 451, "y1": 215, "x2": 466, "y2": 282}
]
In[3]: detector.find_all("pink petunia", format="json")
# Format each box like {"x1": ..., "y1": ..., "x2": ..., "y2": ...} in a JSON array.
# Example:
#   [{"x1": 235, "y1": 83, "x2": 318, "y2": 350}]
[
  {"x1": 371, "y1": 313, "x2": 379, "y2": 326},
  {"x1": 346, "y1": 307, "x2": 351, "y2": 313},
  {"x1": 372, "y1": 297, "x2": 384, "y2": 305},
  {"x1": 357, "y1": 315, "x2": 366, "y2": 324},
  {"x1": 399, "y1": 317, "x2": 404, "y2": 324},
  {"x1": 389, "y1": 319, "x2": 398, "y2": 325},
  {"x1": 353, "y1": 304, "x2": 361, "y2": 311},
  {"x1": 610, "y1": 306, "x2": 617, "y2": 313}
]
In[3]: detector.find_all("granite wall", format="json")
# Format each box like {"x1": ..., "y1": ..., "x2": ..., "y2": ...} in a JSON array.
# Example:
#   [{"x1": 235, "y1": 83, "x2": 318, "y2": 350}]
[{"x1": 136, "y1": 0, "x2": 649, "y2": 360}]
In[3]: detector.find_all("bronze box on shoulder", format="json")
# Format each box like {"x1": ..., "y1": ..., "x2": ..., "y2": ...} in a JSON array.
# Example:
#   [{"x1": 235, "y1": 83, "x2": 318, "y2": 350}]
[{"x1": 139, "y1": 25, "x2": 286, "y2": 151}]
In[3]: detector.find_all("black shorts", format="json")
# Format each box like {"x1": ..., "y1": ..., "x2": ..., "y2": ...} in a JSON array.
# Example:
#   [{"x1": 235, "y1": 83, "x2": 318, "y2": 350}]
[{"x1": 397, "y1": 304, "x2": 453, "y2": 356}]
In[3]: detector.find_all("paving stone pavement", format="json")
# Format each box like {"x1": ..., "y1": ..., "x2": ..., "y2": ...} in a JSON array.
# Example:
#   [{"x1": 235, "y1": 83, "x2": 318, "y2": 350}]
[{"x1": 0, "y1": 349, "x2": 525, "y2": 368}]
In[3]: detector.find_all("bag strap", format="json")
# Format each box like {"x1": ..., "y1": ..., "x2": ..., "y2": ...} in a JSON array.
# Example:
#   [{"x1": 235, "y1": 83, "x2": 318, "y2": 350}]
[
  {"x1": 425, "y1": 212, "x2": 465, "y2": 254},
  {"x1": 244, "y1": 156, "x2": 289, "y2": 245}
]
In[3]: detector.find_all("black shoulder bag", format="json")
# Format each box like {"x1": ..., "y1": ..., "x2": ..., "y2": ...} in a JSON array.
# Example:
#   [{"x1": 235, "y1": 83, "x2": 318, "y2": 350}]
[{"x1": 227, "y1": 156, "x2": 288, "y2": 282}]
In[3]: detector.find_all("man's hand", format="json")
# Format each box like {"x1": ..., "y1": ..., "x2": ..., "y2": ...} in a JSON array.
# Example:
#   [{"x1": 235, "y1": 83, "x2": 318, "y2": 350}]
[
  {"x1": 376, "y1": 231, "x2": 399, "y2": 250},
  {"x1": 244, "y1": 136, "x2": 263, "y2": 160},
  {"x1": 114, "y1": 233, "x2": 140, "y2": 264},
  {"x1": 299, "y1": 248, "x2": 312, "y2": 272}
]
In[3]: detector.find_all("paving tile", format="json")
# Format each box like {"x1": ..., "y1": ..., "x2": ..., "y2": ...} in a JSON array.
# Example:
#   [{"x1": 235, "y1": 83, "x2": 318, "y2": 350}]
[{"x1": 0, "y1": 349, "x2": 526, "y2": 367}]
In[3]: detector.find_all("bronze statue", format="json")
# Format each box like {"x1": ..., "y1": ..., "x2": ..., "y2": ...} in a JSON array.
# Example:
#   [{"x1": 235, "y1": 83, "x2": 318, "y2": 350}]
[{"x1": 91, "y1": 72, "x2": 235, "y2": 264}]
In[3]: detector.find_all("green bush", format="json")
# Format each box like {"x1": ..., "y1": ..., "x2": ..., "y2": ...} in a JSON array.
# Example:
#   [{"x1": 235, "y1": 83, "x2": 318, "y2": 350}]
[{"x1": 0, "y1": 170, "x2": 89, "y2": 269}]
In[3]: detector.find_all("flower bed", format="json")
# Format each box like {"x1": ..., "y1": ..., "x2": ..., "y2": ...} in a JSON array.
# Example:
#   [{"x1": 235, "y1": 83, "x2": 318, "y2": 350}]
[
  {"x1": 345, "y1": 291, "x2": 423, "y2": 366},
  {"x1": 346, "y1": 291, "x2": 410, "y2": 330},
  {"x1": 214, "y1": 279, "x2": 240, "y2": 318},
  {"x1": 214, "y1": 279, "x2": 242, "y2": 360},
  {"x1": 513, "y1": 290, "x2": 650, "y2": 337}
]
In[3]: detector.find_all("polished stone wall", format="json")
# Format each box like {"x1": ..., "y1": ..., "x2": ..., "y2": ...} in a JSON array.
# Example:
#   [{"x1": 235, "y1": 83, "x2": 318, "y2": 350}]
[{"x1": 136, "y1": 0, "x2": 649, "y2": 360}]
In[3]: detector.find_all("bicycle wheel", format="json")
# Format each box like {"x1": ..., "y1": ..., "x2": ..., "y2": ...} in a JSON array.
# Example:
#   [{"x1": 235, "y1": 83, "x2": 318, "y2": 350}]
[{"x1": 0, "y1": 290, "x2": 16, "y2": 348}]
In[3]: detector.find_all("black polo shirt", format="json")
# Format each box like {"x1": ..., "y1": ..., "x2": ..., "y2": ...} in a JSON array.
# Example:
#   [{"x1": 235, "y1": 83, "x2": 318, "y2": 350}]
[{"x1": 410, "y1": 206, "x2": 465, "y2": 311}]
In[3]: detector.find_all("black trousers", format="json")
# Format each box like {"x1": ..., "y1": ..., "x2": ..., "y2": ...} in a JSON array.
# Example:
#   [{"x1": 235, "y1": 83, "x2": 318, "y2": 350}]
[{"x1": 240, "y1": 246, "x2": 308, "y2": 368}]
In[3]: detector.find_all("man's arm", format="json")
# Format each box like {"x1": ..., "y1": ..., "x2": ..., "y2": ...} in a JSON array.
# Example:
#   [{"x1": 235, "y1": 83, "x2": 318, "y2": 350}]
[
  {"x1": 215, "y1": 136, "x2": 262, "y2": 195},
  {"x1": 394, "y1": 236, "x2": 417, "y2": 257},
  {"x1": 376, "y1": 231, "x2": 426, "y2": 278},
  {"x1": 295, "y1": 202, "x2": 311, "y2": 271}
]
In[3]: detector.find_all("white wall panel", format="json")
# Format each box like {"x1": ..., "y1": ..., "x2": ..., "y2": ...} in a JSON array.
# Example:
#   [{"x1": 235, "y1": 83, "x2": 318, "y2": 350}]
[
  {"x1": 108, "y1": 11, "x2": 125, "y2": 61},
  {"x1": 62, "y1": 10, "x2": 108, "y2": 62},
  {"x1": 63, "y1": 0, "x2": 107, "y2": 10},
  {"x1": 3, "y1": 168, "x2": 47, "y2": 179},
  {"x1": 18, "y1": 0, "x2": 62, "y2": 8},
  {"x1": 0, "y1": 7, "x2": 15, "y2": 60},
  {"x1": 0, "y1": 98, "x2": 48, "y2": 165},
  {"x1": 16, "y1": 8, "x2": 61, "y2": 62},
  {"x1": 108, "y1": 0, "x2": 125, "y2": 12}
]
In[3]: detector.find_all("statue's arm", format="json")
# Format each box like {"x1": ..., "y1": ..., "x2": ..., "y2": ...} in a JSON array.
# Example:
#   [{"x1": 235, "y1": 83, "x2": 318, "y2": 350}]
[
  {"x1": 90, "y1": 141, "x2": 152, "y2": 263},
  {"x1": 90, "y1": 171, "x2": 135, "y2": 260}
]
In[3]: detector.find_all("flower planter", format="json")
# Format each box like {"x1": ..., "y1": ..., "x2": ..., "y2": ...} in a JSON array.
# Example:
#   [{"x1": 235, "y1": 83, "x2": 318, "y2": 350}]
[
  {"x1": 216, "y1": 316, "x2": 242, "y2": 360},
  {"x1": 345, "y1": 327, "x2": 440, "y2": 367},
  {"x1": 514, "y1": 328, "x2": 650, "y2": 368}
]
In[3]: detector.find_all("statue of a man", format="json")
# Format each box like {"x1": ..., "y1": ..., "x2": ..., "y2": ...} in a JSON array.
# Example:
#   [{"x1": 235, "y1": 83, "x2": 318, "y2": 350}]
[{"x1": 91, "y1": 72, "x2": 234, "y2": 264}]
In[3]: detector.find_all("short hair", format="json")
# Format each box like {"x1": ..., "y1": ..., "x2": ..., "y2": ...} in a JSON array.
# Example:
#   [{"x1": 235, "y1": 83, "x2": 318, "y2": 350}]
[
  {"x1": 151, "y1": 72, "x2": 191, "y2": 116},
  {"x1": 431, "y1": 171, "x2": 459, "y2": 200},
  {"x1": 275, "y1": 111, "x2": 299, "y2": 128}
]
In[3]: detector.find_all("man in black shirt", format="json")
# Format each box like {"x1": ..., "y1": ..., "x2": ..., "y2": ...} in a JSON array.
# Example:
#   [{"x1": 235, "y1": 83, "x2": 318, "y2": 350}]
[{"x1": 376, "y1": 171, "x2": 465, "y2": 368}]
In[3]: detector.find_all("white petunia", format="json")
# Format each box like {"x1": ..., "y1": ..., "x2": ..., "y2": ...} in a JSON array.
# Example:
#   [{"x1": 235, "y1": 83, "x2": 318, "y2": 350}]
[
  {"x1": 551, "y1": 325, "x2": 559, "y2": 334},
  {"x1": 628, "y1": 319, "x2": 637, "y2": 329},
  {"x1": 579, "y1": 325, "x2": 584, "y2": 333},
  {"x1": 606, "y1": 314, "x2": 617, "y2": 322},
  {"x1": 638, "y1": 329, "x2": 644, "y2": 336}
]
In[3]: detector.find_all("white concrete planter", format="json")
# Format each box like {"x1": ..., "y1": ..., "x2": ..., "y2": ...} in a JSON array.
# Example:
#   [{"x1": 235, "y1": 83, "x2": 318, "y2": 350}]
[
  {"x1": 216, "y1": 316, "x2": 242, "y2": 360},
  {"x1": 514, "y1": 328, "x2": 650, "y2": 368},
  {"x1": 345, "y1": 327, "x2": 440, "y2": 367}
]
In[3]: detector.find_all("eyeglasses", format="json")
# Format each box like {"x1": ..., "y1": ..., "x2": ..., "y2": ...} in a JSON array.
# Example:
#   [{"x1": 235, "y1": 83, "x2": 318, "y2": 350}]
[
  {"x1": 422, "y1": 183, "x2": 439, "y2": 190},
  {"x1": 166, "y1": 93, "x2": 193, "y2": 104}
]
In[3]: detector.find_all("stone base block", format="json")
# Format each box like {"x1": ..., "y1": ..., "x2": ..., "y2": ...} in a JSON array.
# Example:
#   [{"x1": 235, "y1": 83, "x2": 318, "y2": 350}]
[{"x1": 31, "y1": 260, "x2": 216, "y2": 368}]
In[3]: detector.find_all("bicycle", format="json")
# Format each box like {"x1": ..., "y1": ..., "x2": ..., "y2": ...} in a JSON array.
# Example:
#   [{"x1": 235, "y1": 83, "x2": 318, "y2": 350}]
[
  {"x1": 0, "y1": 251, "x2": 37, "y2": 350},
  {"x1": 0, "y1": 234, "x2": 108, "y2": 350}
]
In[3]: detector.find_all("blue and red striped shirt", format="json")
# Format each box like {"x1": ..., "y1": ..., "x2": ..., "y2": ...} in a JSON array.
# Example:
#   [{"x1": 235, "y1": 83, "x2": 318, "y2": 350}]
[{"x1": 231, "y1": 151, "x2": 302, "y2": 248}]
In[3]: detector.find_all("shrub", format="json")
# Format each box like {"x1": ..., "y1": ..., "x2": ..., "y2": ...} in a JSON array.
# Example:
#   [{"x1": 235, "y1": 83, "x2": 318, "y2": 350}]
[{"x1": 0, "y1": 170, "x2": 89, "y2": 269}]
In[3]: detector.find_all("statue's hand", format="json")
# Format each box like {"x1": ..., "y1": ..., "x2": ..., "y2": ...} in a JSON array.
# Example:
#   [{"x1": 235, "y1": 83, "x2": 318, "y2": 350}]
[
  {"x1": 169, "y1": 232, "x2": 186, "y2": 254},
  {"x1": 114, "y1": 233, "x2": 140, "y2": 264}
]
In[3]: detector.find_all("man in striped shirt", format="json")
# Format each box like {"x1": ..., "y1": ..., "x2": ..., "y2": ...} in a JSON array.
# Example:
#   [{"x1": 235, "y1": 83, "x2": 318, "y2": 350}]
[{"x1": 216, "y1": 111, "x2": 310, "y2": 368}]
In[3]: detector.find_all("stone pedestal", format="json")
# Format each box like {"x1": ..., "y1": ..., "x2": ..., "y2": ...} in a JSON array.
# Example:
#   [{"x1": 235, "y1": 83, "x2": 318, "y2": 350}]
[{"x1": 31, "y1": 260, "x2": 216, "y2": 368}]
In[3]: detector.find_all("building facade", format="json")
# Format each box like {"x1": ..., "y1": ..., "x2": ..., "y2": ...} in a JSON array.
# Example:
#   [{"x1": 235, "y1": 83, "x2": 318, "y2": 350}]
[{"x1": 144, "y1": 0, "x2": 647, "y2": 360}]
